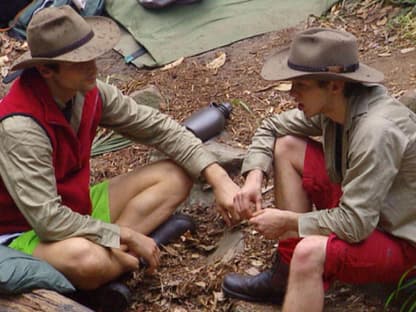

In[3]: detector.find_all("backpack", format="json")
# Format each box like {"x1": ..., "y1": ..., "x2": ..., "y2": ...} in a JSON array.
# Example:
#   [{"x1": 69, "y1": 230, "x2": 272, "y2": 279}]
[
  {"x1": 0, "y1": 0, "x2": 32, "y2": 28},
  {"x1": 9, "y1": 0, "x2": 105, "y2": 39}
]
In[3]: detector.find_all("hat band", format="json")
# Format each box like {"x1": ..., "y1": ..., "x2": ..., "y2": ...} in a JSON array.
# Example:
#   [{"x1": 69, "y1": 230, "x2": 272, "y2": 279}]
[
  {"x1": 288, "y1": 60, "x2": 359, "y2": 74},
  {"x1": 32, "y1": 30, "x2": 94, "y2": 58}
]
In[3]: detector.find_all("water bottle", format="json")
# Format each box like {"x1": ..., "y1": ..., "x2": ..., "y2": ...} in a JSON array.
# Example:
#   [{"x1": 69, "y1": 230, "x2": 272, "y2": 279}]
[{"x1": 183, "y1": 102, "x2": 233, "y2": 142}]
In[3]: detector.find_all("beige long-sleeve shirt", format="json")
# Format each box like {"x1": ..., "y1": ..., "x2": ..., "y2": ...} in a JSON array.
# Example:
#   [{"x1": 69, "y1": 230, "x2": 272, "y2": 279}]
[
  {"x1": 242, "y1": 84, "x2": 416, "y2": 245},
  {"x1": 0, "y1": 80, "x2": 217, "y2": 248}
]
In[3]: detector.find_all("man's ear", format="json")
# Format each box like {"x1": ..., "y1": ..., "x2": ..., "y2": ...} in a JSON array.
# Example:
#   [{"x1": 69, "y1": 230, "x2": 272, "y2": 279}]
[
  {"x1": 330, "y1": 80, "x2": 345, "y2": 94},
  {"x1": 35, "y1": 64, "x2": 54, "y2": 78}
]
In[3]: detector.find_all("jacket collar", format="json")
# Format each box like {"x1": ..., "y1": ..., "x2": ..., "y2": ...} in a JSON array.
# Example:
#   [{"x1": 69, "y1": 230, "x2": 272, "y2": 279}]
[{"x1": 344, "y1": 83, "x2": 387, "y2": 131}]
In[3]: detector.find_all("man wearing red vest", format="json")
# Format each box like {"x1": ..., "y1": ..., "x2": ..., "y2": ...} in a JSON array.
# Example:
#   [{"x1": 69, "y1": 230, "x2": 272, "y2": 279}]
[{"x1": 0, "y1": 5, "x2": 240, "y2": 305}]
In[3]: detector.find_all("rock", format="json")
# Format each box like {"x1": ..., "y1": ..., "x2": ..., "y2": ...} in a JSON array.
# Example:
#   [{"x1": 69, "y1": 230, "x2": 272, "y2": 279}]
[
  {"x1": 177, "y1": 182, "x2": 215, "y2": 212},
  {"x1": 203, "y1": 140, "x2": 246, "y2": 177},
  {"x1": 206, "y1": 229, "x2": 245, "y2": 265},
  {"x1": 399, "y1": 89, "x2": 416, "y2": 113},
  {"x1": 148, "y1": 132, "x2": 246, "y2": 176},
  {"x1": 129, "y1": 85, "x2": 165, "y2": 110}
]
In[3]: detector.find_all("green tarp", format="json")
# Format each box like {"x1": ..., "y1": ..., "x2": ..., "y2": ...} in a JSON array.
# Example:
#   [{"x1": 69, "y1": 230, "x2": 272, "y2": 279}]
[{"x1": 105, "y1": 0, "x2": 339, "y2": 68}]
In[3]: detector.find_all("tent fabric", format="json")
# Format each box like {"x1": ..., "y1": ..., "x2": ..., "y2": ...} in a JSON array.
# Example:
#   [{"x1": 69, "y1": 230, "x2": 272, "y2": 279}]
[{"x1": 105, "y1": 0, "x2": 339, "y2": 68}]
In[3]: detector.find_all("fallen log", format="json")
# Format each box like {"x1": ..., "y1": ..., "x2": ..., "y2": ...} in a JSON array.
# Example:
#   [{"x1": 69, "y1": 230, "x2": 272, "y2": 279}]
[{"x1": 0, "y1": 289, "x2": 93, "y2": 312}]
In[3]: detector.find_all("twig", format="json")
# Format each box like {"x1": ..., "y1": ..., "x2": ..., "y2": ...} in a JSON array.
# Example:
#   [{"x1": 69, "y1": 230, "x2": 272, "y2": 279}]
[{"x1": 261, "y1": 185, "x2": 274, "y2": 195}]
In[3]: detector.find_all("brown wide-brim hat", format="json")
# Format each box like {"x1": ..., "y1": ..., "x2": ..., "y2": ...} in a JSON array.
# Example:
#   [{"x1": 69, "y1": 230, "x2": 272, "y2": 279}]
[
  {"x1": 11, "y1": 5, "x2": 120, "y2": 71},
  {"x1": 261, "y1": 28, "x2": 384, "y2": 83}
]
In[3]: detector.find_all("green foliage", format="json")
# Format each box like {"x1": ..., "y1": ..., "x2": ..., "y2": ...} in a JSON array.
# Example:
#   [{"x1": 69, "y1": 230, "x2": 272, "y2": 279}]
[
  {"x1": 385, "y1": 266, "x2": 416, "y2": 311},
  {"x1": 382, "y1": 0, "x2": 416, "y2": 43},
  {"x1": 91, "y1": 129, "x2": 133, "y2": 157},
  {"x1": 230, "y1": 98, "x2": 254, "y2": 115}
]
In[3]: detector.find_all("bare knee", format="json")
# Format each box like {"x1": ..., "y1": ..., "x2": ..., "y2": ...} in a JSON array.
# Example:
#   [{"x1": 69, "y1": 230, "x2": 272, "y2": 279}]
[
  {"x1": 290, "y1": 237, "x2": 327, "y2": 277},
  {"x1": 274, "y1": 136, "x2": 308, "y2": 159},
  {"x1": 63, "y1": 238, "x2": 111, "y2": 289},
  {"x1": 160, "y1": 160, "x2": 192, "y2": 198},
  {"x1": 274, "y1": 136, "x2": 308, "y2": 175}
]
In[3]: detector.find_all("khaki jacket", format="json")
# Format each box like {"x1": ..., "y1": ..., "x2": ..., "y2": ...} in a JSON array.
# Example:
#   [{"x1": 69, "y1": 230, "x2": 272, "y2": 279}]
[{"x1": 242, "y1": 84, "x2": 416, "y2": 244}]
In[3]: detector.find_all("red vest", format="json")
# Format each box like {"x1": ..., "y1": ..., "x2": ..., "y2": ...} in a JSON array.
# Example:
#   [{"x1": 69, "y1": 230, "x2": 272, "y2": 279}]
[{"x1": 0, "y1": 69, "x2": 102, "y2": 234}]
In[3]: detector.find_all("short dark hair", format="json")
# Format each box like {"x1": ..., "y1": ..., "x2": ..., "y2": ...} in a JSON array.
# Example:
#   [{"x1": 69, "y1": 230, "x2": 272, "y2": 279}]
[
  {"x1": 316, "y1": 80, "x2": 362, "y2": 98},
  {"x1": 43, "y1": 63, "x2": 60, "y2": 72},
  {"x1": 343, "y1": 82, "x2": 362, "y2": 97}
]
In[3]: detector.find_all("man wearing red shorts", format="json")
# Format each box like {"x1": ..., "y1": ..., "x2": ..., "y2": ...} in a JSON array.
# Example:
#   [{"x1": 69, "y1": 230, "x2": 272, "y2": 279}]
[{"x1": 222, "y1": 27, "x2": 416, "y2": 311}]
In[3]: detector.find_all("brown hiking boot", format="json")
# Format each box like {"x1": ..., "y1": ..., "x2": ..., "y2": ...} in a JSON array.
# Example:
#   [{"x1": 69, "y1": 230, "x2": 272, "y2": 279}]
[{"x1": 222, "y1": 252, "x2": 289, "y2": 304}]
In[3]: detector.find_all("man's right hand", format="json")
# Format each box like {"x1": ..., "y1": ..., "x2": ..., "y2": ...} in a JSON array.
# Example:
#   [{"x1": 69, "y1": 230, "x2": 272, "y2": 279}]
[
  {"x1": 119, "y1": 226, "x2": 160, "y2": 273},
  {"x1": 234, "y1": 169, "x2": 264, "y2": 220}
]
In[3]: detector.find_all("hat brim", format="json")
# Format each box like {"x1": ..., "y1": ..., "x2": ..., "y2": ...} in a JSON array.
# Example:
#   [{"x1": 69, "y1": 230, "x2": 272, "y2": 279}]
[
  {"x1": 11, "y1": 16, "x2": 120, "y2": 71},
  {"x1": 261, "y1": 47, "x2": 384, "y2": 83}
]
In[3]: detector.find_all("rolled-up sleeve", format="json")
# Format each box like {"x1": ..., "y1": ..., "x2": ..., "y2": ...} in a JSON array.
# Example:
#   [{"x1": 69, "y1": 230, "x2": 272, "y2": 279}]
[{"x1": 242, "y1": 109, "x2": 322, "y2": 176}]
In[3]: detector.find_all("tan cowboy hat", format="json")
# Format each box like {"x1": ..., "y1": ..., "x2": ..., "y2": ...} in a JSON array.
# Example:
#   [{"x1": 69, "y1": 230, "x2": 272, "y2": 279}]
[
  {"x1": 261, "y1": 28, "x2": 384, "y2": 83},
  {"x1": 11, "y1": 5, "x2": 120, "y2": 71}
]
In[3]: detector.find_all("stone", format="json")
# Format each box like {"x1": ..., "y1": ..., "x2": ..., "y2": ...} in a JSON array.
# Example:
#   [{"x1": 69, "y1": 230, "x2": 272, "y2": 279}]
[
  {"x1": 399, "y1": 89, "x2": 416, "y2": 113},
  {"x1": 148, "y1": 133, "x2": 246, "y2": 176},
  {"x1": 206, "y1": 229, "x2": 245, "y2": 265},
  {"x1": 184, "y1": 183, "x2": 215, "y2": 209},
  {"x1": 129, "y1": 85, "x2": 165, "y2": 110},
  {"x1": 202, "y1": 140, "x2": 246, "y2": 177}
]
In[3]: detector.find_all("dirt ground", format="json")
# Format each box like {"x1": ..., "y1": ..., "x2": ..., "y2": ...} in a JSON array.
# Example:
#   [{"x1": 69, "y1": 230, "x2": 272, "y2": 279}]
[{"x1": 1, "y1": 0, "x2": 416, "y2": 311}]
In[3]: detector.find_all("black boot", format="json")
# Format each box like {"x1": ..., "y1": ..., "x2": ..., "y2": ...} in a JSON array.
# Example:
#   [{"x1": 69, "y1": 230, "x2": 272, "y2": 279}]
[
  {"x1": 222, "y1": 253, "x2": 289, "y2": 304},
  {"x1": 140, "y1": 213, "x2": 196, "y2": 268},
  {"x1": 99, "y1": 282, "x2": 132, "y2": 312},
  {"x1": 71, "y1": 281, "x2": 131, "y2": 312},
  {"x1": 150, "y1": 213, "x2": 196, "y2": 246}
]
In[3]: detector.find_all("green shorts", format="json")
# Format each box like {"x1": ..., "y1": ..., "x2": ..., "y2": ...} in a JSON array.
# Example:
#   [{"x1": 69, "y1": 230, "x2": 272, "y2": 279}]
[{"x1": 8, "y1": 181, "x2": 111, "y2": 255}]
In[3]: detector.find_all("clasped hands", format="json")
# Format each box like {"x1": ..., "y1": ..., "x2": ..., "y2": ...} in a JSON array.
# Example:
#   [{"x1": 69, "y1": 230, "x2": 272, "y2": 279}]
[{"x1": 216, "y1": 170, "x2": 299, "y2": 240}]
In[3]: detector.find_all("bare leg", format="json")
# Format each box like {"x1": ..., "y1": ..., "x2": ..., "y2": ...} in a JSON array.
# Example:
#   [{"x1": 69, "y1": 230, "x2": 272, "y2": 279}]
[
  {"x1": 109, "y1": 160, "x2": 192, "y2": 234},
  {"x1": 274, "y1": 135, "x2": 312, "y2": 213},
  {"x1": 34, "y1": 160, "x2": 192, "y2": 289},
  {"x1": 273, "y1": 136, "x2": 312, "y2": 238},
  {"x1": 34, "y1": 237, "x2": 138, "y2": 290},
  {"x1": 282, "y1": 236, "x2": 327, "y2": 312}
]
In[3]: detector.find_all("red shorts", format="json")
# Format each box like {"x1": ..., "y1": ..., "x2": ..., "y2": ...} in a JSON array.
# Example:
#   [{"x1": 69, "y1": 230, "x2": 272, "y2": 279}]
[{"x1": 277, "y1": 139, "x2": 416, "y2": 287}]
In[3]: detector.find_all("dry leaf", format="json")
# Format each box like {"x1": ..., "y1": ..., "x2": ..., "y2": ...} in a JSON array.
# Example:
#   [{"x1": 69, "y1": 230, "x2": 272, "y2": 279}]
[
  {"x1": 376, "y1": 16, "x2": 387, "y2": 26},
  {"x1": 1, "y1": 67, "x2": 8, "y2": 78},
  {"x1": 378, "y1": 52, "x2": 391, "y2": 57},
  {"x1": 400, "y1": 47, "x2": 415, "y2": 54},
  {"x1": 195, "y1": 281, "x2": 206, "y2": 288},
  {"x1": 250, "y1": 259, "x2": 264, "y2": 267},
  {"x1": 245, "y1": 267, "x2": 261, "y2": 276},
  {"x1": 274, "y1": 82, "x2": 292, "y2": 92},
  {"x1": 160, "y1": 57, "x2": 185, "y2": 71},
  {"x1": 213, "y1": 291, "x2": 226, "y2": 302},
  {"x1": 0, "y1": 55, "x2": 9, "y2": 66},
  {"x1": 199, "y1": 244, "x2": 217, "y2": 251},
  {"x1": 207, "y1": 52, "x2": 226, "y2": 70}
]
